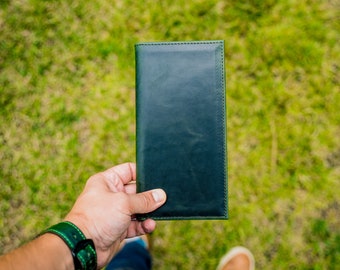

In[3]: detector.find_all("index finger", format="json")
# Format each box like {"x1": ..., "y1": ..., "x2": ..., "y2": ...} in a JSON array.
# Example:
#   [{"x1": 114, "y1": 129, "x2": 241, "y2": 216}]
[{"x1": 102, "y1": 162, "x2": 136, "y2": 185}]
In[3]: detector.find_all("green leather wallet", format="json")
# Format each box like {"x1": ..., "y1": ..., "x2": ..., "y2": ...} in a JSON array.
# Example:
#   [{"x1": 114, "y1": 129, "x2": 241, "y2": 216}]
[{"x1": 135, "y1": 40, "x2": 228, "y2": 220}]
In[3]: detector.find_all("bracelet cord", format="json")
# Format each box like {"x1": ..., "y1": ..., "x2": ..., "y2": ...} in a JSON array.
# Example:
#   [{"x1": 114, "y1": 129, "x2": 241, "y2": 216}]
[{"x1": 43, "y1": 221, "x2": 97, "y2": 270}]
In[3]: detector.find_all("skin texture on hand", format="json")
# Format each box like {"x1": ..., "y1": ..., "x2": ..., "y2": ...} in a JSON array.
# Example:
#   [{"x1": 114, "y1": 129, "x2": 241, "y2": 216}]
[{"x1": 65, "y1": 162, "x2": 166, "y2": 268}]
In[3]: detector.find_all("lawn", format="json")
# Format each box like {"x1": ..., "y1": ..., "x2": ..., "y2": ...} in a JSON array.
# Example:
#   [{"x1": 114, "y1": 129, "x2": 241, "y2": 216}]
[{"x1": 0, "y1": 0, "x2": 339, "y2": 269}]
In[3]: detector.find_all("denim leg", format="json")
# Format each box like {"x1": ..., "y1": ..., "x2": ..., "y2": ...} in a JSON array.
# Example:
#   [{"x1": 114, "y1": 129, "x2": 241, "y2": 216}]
[{"x1": 106, "y1": 240, "x2": 152, "y2": 270}]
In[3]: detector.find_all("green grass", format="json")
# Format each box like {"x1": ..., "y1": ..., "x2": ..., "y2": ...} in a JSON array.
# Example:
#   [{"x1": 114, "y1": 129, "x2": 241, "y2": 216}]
[{"x1": 1, "y1": 0, "x2": 339, "y2": 269}]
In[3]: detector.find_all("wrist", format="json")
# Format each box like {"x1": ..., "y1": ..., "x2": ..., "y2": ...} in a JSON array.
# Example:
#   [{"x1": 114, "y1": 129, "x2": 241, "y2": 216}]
[
  {"x1": 38, "y1": 234, "x2": 74, "y2": 270},
  {"x1": 64, "y1": 215, "x2": 92, "y2": 241},
  {"x1": 41, "y1": 221, "x2": 97, "y2": 270},
  {"x1": 0, "y1": 234, "x2": 74, "y2": 270}
]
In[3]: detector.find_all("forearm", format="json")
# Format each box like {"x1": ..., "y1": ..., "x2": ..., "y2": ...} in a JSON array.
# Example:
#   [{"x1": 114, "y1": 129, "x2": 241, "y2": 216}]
[
  {"x1": 0, "y1": 163, "x2": 166, "y2": 269},
  {"x1": 0, "y1": 233, "x2": 73, "y2": 270}
]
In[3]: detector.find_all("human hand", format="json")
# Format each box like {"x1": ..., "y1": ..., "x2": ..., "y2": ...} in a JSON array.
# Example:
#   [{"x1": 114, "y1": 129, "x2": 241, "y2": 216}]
[{"x1": 64, "y1": 162, "x2": 166, "y2": 268}]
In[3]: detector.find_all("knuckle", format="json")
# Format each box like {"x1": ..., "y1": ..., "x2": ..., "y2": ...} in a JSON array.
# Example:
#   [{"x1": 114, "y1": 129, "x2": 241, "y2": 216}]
[
  {"x1": 132, "y1": 193, "x2": 154, "y2": 214},
  {"x1": 140, "y1": 193, "x2": 152, "y2": 210}
]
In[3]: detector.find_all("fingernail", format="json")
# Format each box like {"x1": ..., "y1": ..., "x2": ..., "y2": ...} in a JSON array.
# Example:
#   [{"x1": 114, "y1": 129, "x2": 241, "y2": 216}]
[{"x1": 152, "y1": 189, "x2": 165, "y2": 203}]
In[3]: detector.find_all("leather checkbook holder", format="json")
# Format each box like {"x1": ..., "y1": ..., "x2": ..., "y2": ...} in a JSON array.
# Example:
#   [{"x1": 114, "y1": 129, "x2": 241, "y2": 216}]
[{"x1": 135, "y1": 40, "x2": 228, "y2": 220}]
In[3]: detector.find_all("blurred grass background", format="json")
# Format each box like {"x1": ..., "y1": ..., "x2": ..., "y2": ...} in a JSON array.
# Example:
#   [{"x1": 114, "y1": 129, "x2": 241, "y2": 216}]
[{"x1": 0, "y1": 0, "x2": 339, "y2": 269}]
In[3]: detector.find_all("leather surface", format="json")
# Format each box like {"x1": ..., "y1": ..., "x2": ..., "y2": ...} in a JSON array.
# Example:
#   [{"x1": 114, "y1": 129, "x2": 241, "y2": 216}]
[{"x1": 135, "y1": 41, "x2": 227, "y2": 220}]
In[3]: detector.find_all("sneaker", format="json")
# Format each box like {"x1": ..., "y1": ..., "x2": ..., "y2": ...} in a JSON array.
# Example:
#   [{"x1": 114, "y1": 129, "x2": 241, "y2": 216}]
[
  {"x1": 120, "y1": 234, "x2": 150, "y2": 251},
  {"x1": 216, "y1": 246, "x2": 255, "y2": 270},
  {"x1": 124, "y1": 235, "x2": 149, "y2": 249}
]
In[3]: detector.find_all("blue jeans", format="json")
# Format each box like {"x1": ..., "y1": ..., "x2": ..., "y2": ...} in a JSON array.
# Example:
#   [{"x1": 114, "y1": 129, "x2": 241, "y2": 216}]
[{"x1": 106, "y1": 239, "x2": 152, "y2": 270}]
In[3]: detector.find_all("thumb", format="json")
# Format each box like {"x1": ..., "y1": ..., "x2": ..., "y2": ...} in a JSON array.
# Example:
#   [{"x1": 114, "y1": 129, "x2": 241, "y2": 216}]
[{"x1": 129, "y1": 189, "x2": 166, "y2": 214}]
